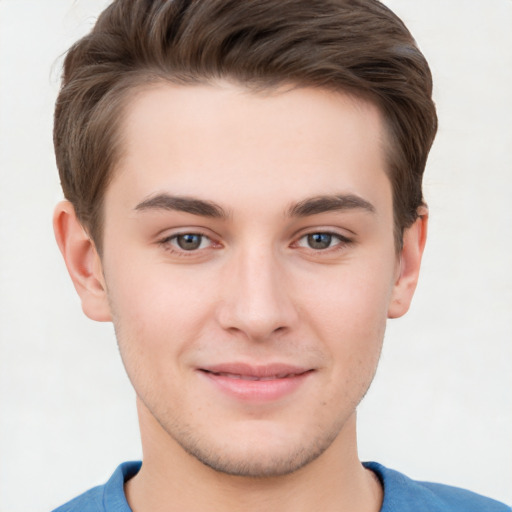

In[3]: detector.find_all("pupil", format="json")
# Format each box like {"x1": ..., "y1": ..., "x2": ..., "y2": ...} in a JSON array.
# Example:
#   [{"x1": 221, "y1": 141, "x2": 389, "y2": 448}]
[
  {"x1": 177, "y1": 234, "x2": 201, "y2": 250},
  {"x1": 308, "y1": 233, "x2": 331, "y2": 249}
]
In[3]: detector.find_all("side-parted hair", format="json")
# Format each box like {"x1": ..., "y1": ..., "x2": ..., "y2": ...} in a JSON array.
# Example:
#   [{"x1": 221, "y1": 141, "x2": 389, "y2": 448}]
[{"x1": 54, "y1": 0, "x2": 437, "y2": 251}]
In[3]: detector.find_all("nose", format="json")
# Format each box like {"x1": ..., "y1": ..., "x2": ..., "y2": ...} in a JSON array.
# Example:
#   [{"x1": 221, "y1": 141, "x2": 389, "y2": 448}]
[{"x1": 216, "y1": 245, "x2": 299, "y2": 341}]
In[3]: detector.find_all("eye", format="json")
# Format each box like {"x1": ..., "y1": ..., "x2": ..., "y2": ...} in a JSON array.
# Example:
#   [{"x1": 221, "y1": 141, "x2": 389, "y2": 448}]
[
  {"x1": 296, "y1": 232, "x2": 349, "y2": 250},
  {"x1": 165, "y1": 233, "x2": 212, "y2": 251}
]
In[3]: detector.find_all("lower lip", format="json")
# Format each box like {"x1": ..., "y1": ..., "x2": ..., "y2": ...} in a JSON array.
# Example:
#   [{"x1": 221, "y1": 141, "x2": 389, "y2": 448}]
[{"x1": 199, "y1": 371, "x2": 312, "y2": 402}]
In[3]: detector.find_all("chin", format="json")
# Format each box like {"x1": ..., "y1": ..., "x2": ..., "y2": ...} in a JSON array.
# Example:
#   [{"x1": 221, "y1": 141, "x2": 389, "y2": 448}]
[
  {"x1": 185, "y1": 444, "x2": 324, "y2": 478},
  {"x1": 170, "y1": 420, "x2": 343, "y2": 478}
]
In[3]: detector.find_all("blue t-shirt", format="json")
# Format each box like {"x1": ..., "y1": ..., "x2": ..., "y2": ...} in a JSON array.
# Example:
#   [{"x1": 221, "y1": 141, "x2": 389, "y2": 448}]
[{"x1": 52, "y1": 460, "x2": 511, "y2": 512}]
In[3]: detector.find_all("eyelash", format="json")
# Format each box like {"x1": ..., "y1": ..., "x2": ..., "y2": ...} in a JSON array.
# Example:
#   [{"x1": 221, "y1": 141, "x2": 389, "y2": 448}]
[
  {"x1": 158, "y1": 230, "x2": 353, "y2": 257},
  {"x1": 295, "y1": 232, "x2": 352, "y2": 252},
  {"x1": 158, "y1": 232, "x2": 217, "y2": 255}
]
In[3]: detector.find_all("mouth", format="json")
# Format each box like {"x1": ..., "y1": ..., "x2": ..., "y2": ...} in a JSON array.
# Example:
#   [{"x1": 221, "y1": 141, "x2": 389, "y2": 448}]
[
  {"x1": 203, "y1": 371, "x2": 305, "y2": 381},
  {"x1": 197, "y1": 363, "x2": 314, "y2": 401}
]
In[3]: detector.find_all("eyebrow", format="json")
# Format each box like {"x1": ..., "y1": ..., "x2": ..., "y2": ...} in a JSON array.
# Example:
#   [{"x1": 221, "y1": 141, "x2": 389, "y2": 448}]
[
  {"x1": 288, "y1": 194, "x2": 376, "y2": 217},
  {"x1": 134, "y1": 194, "x2": 228, "y2": 218},
  {"x1": 134, "y1": 192, "x2": 375, "y2": 219}
]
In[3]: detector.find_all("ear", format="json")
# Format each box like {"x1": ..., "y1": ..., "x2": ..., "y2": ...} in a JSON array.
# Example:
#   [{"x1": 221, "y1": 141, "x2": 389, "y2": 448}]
[
  {"x1": 387, "y1": 208, "x2": 428, "y2": 319},
  {"x1": 53, "y1": 201, "x2": 112, "y2": 322}
]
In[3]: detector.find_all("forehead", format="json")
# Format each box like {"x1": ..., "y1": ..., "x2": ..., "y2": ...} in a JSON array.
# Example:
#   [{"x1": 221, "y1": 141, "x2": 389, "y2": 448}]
[{"x1": 109, "y1": 82, "x2": 391, "y2": 215}]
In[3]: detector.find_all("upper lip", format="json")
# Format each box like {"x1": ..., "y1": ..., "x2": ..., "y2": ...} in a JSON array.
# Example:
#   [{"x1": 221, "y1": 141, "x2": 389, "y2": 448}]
[{"x1": 198, "y1": 363, "x2": 312, "y2": 380}]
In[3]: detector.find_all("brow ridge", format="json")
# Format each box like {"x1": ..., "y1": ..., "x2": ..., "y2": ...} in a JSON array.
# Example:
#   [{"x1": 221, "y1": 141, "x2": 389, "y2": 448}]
[
  {"x1": 288, "y1": 194, "x2": 376, "y2": 217},
  {"x1": 134, "y1": 193, "x2": 227, "y2": 218}
]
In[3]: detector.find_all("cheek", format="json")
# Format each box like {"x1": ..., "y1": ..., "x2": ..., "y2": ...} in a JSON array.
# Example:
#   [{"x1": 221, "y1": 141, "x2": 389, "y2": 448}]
[
  {"x1": 108, "y1": 249, "x2": 210, "y2": 317},
  {"x1": 106, "y1": 272, "x2": 208, "y2": 402},
  {"x1": 301, "y1": 263, "x2": 395, "y2": 333},
  {"x1": 105, "y1": 259, "x2": 216, "y2": 360},
  {"x1": 296, "y1": 256, "x2": 395, "y2": 372}
]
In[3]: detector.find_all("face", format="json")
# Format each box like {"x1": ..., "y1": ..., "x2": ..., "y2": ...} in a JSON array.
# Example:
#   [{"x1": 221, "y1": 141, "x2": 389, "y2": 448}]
[{"x1": 92, "y1": 83, "x2": 411, "y2": 477}]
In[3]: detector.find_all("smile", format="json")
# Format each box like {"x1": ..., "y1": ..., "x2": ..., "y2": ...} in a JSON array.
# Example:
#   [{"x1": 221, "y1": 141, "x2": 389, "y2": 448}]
[
  {"x1": 205, "y1": 371, "x2": 304, "y2": 381},
  {"x1": 198, "y1": 363, "x2": 314, "y2": 402}
]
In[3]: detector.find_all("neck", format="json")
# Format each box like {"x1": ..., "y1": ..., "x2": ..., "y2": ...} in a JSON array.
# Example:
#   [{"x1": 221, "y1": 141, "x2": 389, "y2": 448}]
[{"x1": 125, "y1": 400, "x2": 382, "y2": 512}]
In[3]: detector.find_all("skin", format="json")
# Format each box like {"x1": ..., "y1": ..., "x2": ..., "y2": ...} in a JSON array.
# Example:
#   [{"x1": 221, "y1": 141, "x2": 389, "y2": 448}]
[{"x1": 54, "y1": 82, "x2": 427, "y2": 512}]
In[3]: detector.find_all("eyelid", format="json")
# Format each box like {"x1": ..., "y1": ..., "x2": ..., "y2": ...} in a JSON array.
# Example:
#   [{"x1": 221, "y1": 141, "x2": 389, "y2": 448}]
[
  {"x1": 157, "y1": 228, "x2": 222, "y2": 255},
  {"x1": 170, "y1": 233, "x2": 211, "y2": 250},
  {"x1": 292, "y1": 229, "x2": 354, "y2": 252},
  {"x1": 155, "y1": 226, "x2": 353, "y2": 256}
]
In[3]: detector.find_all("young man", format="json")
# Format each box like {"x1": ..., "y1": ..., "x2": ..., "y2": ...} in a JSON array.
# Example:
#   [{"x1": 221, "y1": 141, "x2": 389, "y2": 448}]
[{"x1": 51, "y1": 0, "x2": 510, "y2": 511}]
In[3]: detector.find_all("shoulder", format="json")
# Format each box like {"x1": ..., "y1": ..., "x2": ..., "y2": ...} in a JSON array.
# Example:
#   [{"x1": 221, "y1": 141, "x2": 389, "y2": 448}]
[
  {"x1": 52, "y1": 485, "x2": 104, "y2": 512},
  {"x1": 364, "y1": 462, "x2": 511, "y2": 512},
  {"x1": 51, "y1": 461, "x2": 142, "y2": 512}
]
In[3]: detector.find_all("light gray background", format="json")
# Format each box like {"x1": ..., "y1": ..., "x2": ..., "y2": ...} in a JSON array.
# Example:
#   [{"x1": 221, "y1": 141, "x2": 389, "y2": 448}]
[{"x1": 0, "y1": 1, "x2": 511, "y2": 510}]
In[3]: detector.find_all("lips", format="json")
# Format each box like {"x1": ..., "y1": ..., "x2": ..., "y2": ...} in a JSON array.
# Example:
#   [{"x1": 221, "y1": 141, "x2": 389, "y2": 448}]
[
  {"x1": 197, "y1": 363, "x2": 313, "y2": 401},
  {"x1": 208, "y1": 372, "x2": 300, "y2": 381},
  {"x1": 200, "y1": 362, "x2": 310, "y2": 378}
]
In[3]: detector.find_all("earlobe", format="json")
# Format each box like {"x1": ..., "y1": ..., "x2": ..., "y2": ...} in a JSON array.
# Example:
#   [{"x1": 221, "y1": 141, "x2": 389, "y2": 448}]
[
  {"x1": 53, "y1": 201, "x2": 112, "y2": 322},
  {"x1": 387, "y1": 208, "x2": 428, "y2": 319}
]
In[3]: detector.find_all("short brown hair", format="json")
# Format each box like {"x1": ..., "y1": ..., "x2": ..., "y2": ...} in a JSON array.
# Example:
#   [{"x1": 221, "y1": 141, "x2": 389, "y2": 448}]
[{"x1": 54, "y1": 0, "x2": 437, "y2": 251}]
